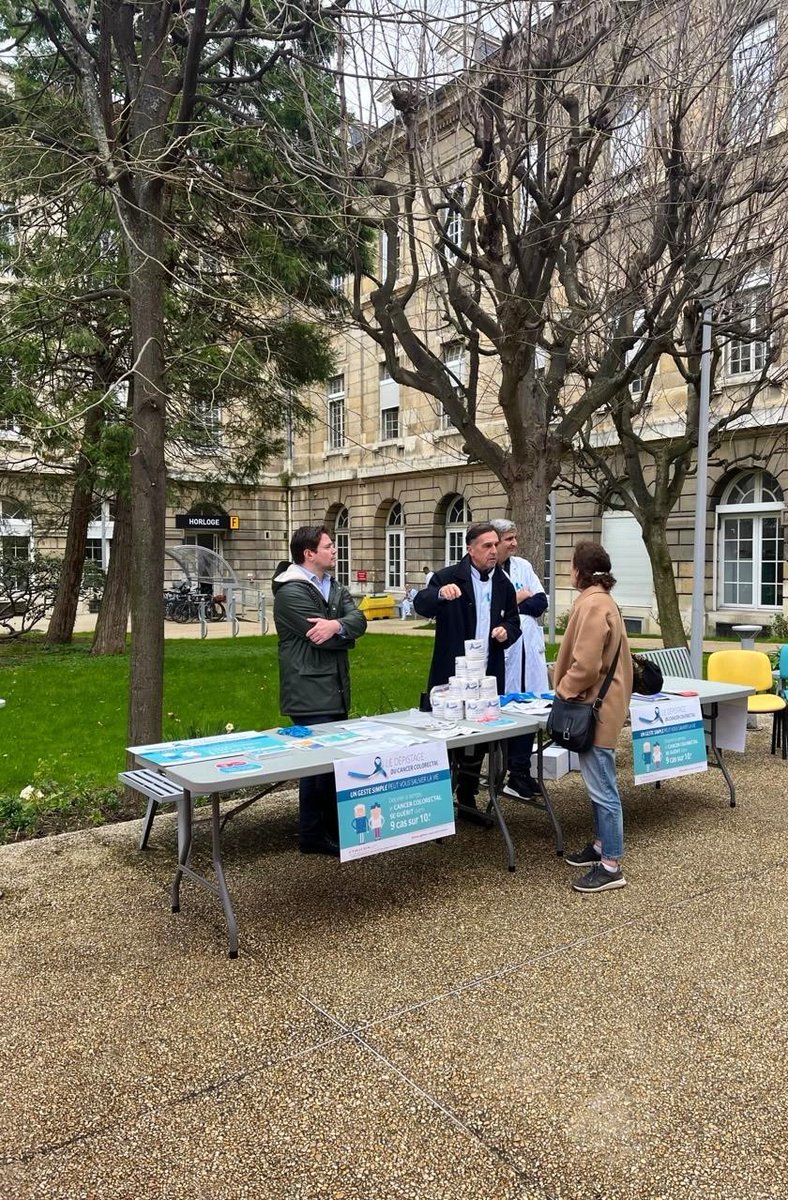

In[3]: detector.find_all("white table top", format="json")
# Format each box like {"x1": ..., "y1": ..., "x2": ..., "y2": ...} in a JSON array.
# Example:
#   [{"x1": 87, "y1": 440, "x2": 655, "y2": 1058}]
[
  {"x1": 659, "y1": 676, "x2": 755, "y2": 705},
  {"x1": 132, "y1": 709, "x2": 545, "y2": 796}
]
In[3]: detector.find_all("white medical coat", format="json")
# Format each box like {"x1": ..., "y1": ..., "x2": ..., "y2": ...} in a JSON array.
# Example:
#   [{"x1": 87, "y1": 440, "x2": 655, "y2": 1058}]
[{"x1": 503, "y1": 555, "x2": 549, "y2": 694}]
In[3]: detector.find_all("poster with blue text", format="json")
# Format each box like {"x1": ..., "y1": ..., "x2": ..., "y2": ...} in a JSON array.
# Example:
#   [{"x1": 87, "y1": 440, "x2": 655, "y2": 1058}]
[
  {"x1": 630, "y1": 695, "x2": 707, "y2": 784},
  {"x1": 334, "y1": 741, "x2": 455, "y2": 863}
]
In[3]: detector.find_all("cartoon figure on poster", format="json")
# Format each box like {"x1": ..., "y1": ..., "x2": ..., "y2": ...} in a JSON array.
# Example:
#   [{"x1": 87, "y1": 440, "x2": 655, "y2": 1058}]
[
  {"x1": 351, "y1": 804, "x2": 370, "y2": 844},
  {"x1": 630, "y1": 694, "x2": 707, "y2": 784},
  {"x1": 335, "y1": 742, "x2": 455, "y2": 862},
  {"x1": 369, "y1": 802, "x2": 385, "y2": 840}
]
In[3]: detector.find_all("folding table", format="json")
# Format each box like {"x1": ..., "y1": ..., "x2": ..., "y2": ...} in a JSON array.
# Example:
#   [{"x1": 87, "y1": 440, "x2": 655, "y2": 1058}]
[{"x1": 124, "y1": 711, "x2": 556, "y2": 957}]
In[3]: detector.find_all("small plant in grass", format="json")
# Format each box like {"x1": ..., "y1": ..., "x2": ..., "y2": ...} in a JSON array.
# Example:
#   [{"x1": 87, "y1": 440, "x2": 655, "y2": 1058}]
[
  {"x1": 769, "y1": 613, "x2": 788, "y2": 643},
  {"x1": 0, "y1": 766, "x2": 127, "y2": 841},
  {"x1": 555, "y1": 610, "x2": 570, "y2": 635}
]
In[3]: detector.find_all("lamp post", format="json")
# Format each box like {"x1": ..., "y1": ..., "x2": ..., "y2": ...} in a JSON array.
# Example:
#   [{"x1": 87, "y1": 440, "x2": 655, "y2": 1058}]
[
  {"x1": 548, "y1": 488, "x2": 556, "y2": 645},
  {"x1": 690, "y1": 258, "x2": 726, "y2": 678}
]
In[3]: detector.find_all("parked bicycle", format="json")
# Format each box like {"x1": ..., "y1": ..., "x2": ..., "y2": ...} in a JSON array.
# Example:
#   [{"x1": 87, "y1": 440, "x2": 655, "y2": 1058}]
[{"x1": 163, "y1": 582, "x2": 226, "y2": 623}]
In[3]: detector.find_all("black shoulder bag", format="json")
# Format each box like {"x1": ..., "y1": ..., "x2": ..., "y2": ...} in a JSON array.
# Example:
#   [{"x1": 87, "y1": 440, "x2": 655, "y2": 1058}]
[{"x1": 547, "y1": 639, "x2": 622, "y2": 753}]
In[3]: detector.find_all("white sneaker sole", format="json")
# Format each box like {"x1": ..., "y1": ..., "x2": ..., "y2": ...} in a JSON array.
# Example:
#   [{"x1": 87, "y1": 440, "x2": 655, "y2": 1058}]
[
  {"x1": 572, "y1": 875, "x2": 627, "y2": 893},
  {"x1": 502, "y1": 783, "x2": 534, "y2": 800},
  {"x1": 564, "y1": 856, "x2": 600, "y2": 868}
]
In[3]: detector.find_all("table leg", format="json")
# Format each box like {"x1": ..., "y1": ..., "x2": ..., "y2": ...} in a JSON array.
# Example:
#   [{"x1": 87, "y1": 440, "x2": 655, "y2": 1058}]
[
  {"x1": 211, "y1": 794, "x2": 239, "y2": 958},
  {"x1": 506, "y1": 730, "x2": 564, "y2": 856},
  {"x1": 707, "y1": 704, "x2": 736, "y2": 808},
  {"x1": 485, "y1": 740, "x2": 516, "y2": 873},
  {"x1": 171, "y1": 789, "x2": 193, "y2": 913}
]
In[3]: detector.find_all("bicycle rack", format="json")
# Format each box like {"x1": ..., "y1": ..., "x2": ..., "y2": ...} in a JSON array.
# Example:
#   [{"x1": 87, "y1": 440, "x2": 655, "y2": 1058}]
[{"x1": 227, "y1": 595, "x2": 240, "y2": 637}]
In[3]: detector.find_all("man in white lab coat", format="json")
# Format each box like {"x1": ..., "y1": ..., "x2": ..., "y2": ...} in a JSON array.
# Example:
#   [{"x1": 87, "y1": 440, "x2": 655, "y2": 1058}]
[{"x1": 491, "y1": 519, "x2": 549, "y2": 799}]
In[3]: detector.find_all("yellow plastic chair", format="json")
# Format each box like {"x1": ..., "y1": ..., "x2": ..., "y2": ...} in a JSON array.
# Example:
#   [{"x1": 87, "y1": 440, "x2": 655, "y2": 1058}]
[{"x1": 707, "y1": 650, "x2": 787, "y2": 757}]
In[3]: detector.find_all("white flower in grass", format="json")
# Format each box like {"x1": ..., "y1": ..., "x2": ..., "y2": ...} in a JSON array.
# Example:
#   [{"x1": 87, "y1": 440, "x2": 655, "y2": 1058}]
[
  {"x1": 19, "y1": 786, "x2": 44, "y2": 802},
  {"x1": 225, "y1": 723, "x2": 235, "y2": 733}
]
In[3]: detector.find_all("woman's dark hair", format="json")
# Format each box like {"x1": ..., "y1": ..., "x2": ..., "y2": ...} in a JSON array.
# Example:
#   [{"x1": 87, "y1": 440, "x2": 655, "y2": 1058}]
[{"x1": 573, "y1": 541, "x2": 616, "y2": 591}]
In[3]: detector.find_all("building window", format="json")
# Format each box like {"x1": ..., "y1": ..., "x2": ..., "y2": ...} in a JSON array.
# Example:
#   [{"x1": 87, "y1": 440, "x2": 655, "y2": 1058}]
[
  {"x1": 727, "y1": 276, "x2": 770, "y2": 378},
  {"x1": 379, "y1": 361, "x2": 400, "y2": 441},
  {"x1": 386, "y1": 502, "x2": 405, "y2": 590},
  {"x1": 381, "y1": 407, "x2": 400, "y2": 441},
  {"x1": 327, "y1": 374, "x2": 346, "y2": 450},
  {"x1": 717, "y1": 471, "x2": 784, "y2": 609},
  {"x1": 334, "y1": 506, "x2": 350, "y2": 586},
  {"x1": 0, "y1": 398, "x2": 21, "y2": 438},
  {"x1": 445, "y1": 495, "x2": 472, "y2": 565},
  {"x1": 191, "y1": 395, "x2": 222, "y2": 446},
  {"x1": 610, "y1": 97, "x2": 648, "y2": 175},
  {"x1": 440, "y1": 342, "x2": 464, "y2": 430},
  {"x1": 86, "y1": 500, "x2": 115, "y2": 572},
  {"x1": 443, "y1": 184, "x2": 465, "y2": 262},
  {"x1": 379, "y1": 227, "x2": 400, "y2": 280},
  {"x1": 0, "y1": 495, "x2": 32, "y2": 560},
  {"x1": 626, "y1": 307, "x2": 646, "y2": 398},
  {"x1": 732, "y1": 18, "x2": 777, "y2": 135}
]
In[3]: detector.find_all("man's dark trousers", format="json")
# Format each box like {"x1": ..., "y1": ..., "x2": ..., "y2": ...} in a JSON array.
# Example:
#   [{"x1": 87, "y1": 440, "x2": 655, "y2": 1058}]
[{"x1": 297, "y1": 712, "x2": 345, "y2": 845}]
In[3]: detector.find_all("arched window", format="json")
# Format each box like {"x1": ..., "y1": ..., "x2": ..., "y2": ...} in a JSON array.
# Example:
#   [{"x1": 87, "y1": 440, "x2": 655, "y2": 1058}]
[
  {"x1": 445, "y1": 496, "x2": 472, "y2": 566},
  {"x1": 386, "y1": 502, "x2": 405, "y2": 590},
  {"x1": 334, "y1": 506, "x2": 350, "y2": 587},
  {"x1": 717, "y1": 470, "x2": 784, "y2": 609},
  {"x1": 0, "y1": 495, "x2": 32, "y2": 560}
]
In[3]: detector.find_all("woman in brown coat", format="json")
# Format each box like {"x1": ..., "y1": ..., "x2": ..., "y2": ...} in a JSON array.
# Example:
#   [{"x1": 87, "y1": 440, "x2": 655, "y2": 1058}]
[{"x1": 553, "y1": 542, "x2": 633, "y2": 893}]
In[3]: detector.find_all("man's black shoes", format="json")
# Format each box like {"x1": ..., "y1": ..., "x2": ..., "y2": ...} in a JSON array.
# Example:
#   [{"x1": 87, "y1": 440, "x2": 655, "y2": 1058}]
[{"x1": 502, "y1": 774, "x2": 540, "y2": 800}]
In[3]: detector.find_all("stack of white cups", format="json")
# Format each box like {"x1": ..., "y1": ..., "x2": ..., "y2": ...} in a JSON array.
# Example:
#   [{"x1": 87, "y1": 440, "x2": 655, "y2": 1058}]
[{"x1": 430, "y1": 641, "x2": 502, "y2": 722}]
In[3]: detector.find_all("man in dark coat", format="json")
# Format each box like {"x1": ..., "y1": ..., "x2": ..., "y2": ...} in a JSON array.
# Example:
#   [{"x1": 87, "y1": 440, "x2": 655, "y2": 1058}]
[
  {"x1": 273, "y1": 525, "x2": 367, "y2": 856},
  {"x1": 414, "y1": 523, "x2": 521, "y2": 819}
]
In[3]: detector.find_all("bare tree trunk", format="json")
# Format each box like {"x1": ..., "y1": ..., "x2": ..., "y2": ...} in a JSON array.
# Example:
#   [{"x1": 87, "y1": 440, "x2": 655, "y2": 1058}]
[
  {"x1": 503, "y1": 449, "x2": 559, "y2": 578},
  {"x1": 126, "y1": 219, "x2": 167, "y2": 747},
  {"x1": 642, "y1": 519, "x2": 687, "y2": 649},
  {"x1": 46, "y1": 405, "x2": 104, "y2": 644},
  {"x1": 91, "y1": 491, "x2": 131, "y2": 655}
]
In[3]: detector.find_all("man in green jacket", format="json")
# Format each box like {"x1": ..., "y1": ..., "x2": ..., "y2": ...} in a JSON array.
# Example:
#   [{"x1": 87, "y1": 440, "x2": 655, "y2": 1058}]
[{"x1": 273, "y1": 525, "x2": 367, "y2": 856}]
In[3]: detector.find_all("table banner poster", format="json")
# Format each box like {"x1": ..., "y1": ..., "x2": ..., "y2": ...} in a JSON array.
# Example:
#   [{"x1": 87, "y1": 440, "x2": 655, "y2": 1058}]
[
  {"x1": 630, "y1": 694, "x2": 707, "y2": 785},
  {"x1": 334, "y1": 741, "x2": 455, "y2": 863}
]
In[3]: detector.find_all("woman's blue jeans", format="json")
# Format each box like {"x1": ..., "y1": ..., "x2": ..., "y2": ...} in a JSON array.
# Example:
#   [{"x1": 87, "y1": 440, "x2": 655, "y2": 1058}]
[{"x1": 577, "y1": 746, "x2": 624, "y2": 860}]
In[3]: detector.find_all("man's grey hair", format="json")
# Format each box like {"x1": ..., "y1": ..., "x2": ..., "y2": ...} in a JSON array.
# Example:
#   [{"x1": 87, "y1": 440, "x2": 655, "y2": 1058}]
[{"x1": 490, "y1": 518, "x2": 516, "y2": 536}]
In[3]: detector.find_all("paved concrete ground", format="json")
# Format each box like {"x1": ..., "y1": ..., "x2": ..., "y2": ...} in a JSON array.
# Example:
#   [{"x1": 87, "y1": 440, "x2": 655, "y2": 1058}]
[{"x1": 1, "y1": 726, "x2": 786, "y2": 1199}]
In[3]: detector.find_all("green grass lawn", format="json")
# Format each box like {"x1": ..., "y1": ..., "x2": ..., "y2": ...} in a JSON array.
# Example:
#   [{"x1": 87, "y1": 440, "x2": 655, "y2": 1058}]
[{"x1": 0, "y1": 632, "x2": 435, "y2": 798}]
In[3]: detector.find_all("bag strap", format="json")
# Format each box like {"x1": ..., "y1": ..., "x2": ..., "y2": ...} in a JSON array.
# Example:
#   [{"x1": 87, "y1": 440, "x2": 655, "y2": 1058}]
[{"x1": 593, "y1": 638, "x2": 622, "y2": 710}]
